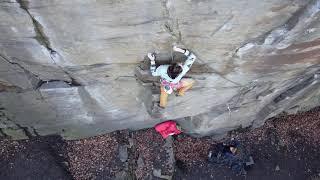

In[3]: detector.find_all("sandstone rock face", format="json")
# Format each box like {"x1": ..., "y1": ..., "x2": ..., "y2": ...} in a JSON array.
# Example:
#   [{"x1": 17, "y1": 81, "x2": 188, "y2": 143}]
[{"x1": 0, "y1": 0, "x2": 319, "y2": 139}]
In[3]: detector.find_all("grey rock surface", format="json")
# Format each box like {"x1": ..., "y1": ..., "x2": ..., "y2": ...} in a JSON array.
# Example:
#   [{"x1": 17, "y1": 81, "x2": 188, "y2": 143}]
[
  {"x1": 137, "y1": 155, "x2": 144, "y2": 169},
  {"x1": 0, "y1": 0, "x2": 319, "y2": 139},
  {"x1": 118, "y1": 145, "x2": 128, "y2": 163}
]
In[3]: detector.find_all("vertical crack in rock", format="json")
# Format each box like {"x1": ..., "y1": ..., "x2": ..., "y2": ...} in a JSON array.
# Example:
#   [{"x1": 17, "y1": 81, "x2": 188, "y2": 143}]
[
  {"x1": 16, "y1": 0, "x2": 53, "y2": 52},
  {"x1": 16, "y1": 0, "x2": 81, "y2": 87},
  {"x1": 164, "y1": 22, "x2": 181, "y2": 42},
  {"x1": 161, "y1": 0, "x2": 182, "y2": 43}
]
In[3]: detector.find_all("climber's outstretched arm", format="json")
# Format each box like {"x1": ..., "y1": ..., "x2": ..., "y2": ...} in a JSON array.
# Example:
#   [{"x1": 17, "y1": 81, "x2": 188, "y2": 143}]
[
  {"x1": 171, "y1": 46, "x2": 197, "y2": 84},
  {"x1": 148, "y1": 53, "x2": 160, "y2": 76}
]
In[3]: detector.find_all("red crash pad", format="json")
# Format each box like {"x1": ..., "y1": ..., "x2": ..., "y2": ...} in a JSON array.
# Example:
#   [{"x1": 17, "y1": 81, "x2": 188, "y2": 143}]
[{"x1": 155, "y1": 120, "x2": 182, "y2": 139}]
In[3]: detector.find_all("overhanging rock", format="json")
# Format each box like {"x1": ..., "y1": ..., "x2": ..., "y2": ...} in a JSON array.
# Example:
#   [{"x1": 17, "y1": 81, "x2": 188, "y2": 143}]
[{"x1": 0, "y1": 0, "x2": 319, "y2": 139}]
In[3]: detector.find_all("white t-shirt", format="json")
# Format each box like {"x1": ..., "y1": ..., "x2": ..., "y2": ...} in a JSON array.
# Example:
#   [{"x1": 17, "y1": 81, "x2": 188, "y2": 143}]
[{"x1": 150, "y1": 53, "x2": 196, "y2": 84}]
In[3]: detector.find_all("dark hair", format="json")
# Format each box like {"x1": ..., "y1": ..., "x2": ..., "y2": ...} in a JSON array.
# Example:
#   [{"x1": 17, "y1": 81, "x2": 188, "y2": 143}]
[{"x1": 167, "y1": 63, "x2": 182, "y2": 79}]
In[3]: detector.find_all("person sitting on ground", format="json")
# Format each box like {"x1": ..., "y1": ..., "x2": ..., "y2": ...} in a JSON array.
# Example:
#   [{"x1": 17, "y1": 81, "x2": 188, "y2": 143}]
[
  {"x1": 147, "y1": 46, "x2": 196, "y2": 108},
  {"x1": 208, "y1": 139, "x2": 254, "y2": 175}
]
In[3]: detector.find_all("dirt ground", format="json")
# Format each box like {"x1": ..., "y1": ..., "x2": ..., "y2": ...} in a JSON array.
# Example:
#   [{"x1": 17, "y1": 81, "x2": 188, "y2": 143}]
[
  {"x1": 173, "y1": 107, "x2": 320, "y2": 180},
  {"x1": 0, "y1": 107, "x2": 319, "y2": 180}
]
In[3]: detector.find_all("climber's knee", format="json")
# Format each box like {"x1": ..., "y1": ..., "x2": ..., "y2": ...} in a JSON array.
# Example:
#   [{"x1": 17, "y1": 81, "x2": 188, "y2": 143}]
[
  {"x1": 181, "y1": 78, "x2": 195, "y2": 87},
  {"x1": 178, "y1": 79, "x2": 194, "y2": 96}
]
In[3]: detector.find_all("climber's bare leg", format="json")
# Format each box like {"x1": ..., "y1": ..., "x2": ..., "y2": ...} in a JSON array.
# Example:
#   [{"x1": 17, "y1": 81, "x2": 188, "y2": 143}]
[{"x1": 160, "y1": 86, "x2": 169, "y2": 108}]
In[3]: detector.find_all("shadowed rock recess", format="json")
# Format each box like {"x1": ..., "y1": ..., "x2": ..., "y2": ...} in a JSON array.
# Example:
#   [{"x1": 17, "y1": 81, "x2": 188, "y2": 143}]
[{"x1": 0, "y1": 0, "x2": 319, "y2": 139}]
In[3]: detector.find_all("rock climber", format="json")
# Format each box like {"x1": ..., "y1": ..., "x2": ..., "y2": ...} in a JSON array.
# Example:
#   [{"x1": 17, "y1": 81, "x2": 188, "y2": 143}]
[{"x1": 147, "y1": 46, "x2": 196, "y2": 108}]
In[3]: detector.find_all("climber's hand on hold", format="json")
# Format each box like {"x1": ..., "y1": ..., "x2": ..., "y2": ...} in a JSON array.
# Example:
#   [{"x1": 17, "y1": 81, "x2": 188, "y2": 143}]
[
  {"x1": 173, "y1": 46, "x2": 186, "y2": 54},
  {"x1": 147, "y1": 52, "x2": 156, "y2": 65},
  {"x1": 173, "y1": 46, "x2": 191, "y2": 57}
]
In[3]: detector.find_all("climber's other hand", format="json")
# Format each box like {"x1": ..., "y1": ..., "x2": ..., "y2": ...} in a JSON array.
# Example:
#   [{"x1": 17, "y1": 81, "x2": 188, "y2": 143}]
[
  {"x1": 173, "y1": 46, "x2": 186, "y2": 54},
  {"x1": 147, "y1": 52, "x2": 156, "y2": 61}
]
